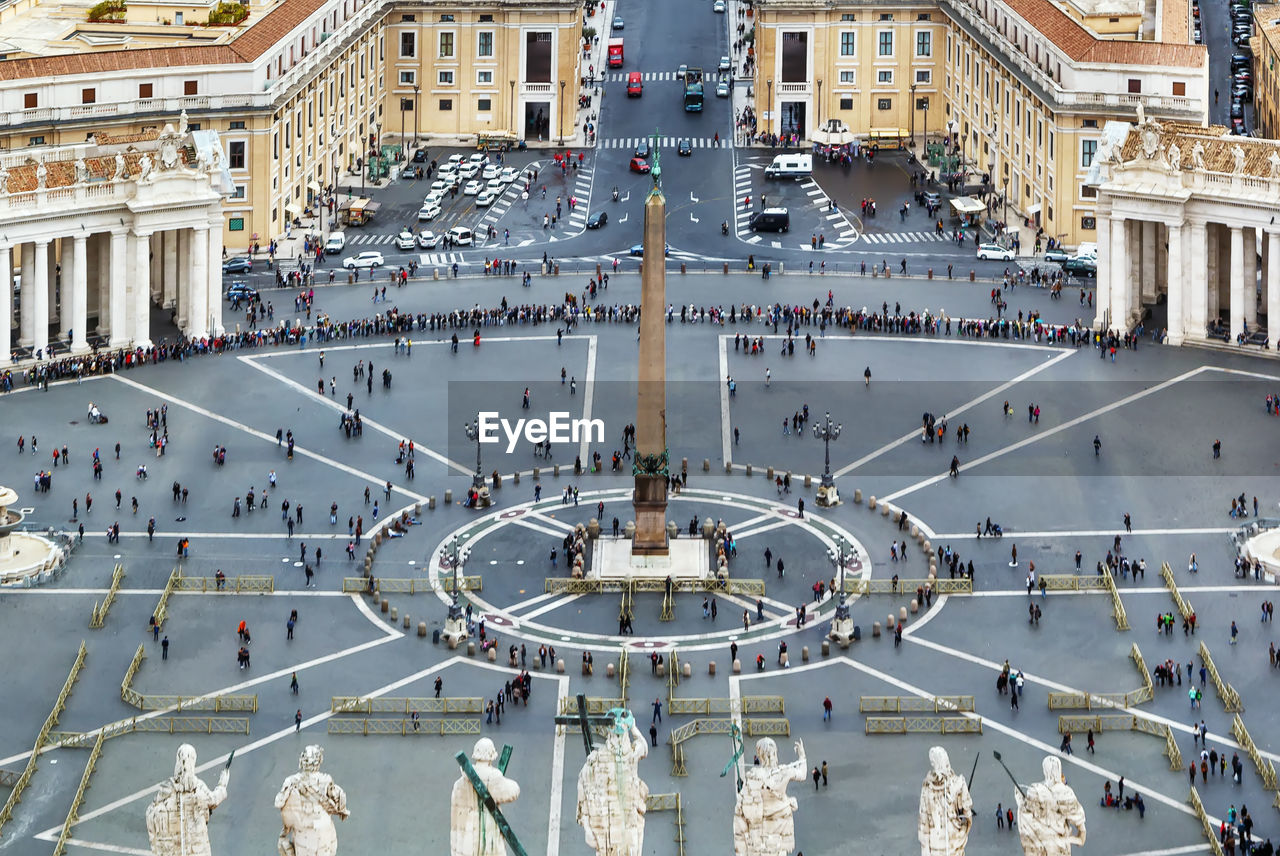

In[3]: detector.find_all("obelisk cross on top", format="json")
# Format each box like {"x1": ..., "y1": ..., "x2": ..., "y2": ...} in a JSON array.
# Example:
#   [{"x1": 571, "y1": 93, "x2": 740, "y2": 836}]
[{"x1": 632, "y1": 127, "x2": 669, "y2": 556}]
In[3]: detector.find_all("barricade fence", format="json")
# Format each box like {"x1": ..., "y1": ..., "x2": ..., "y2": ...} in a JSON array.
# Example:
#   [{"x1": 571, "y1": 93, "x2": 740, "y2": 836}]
[
  {"x1": 842, "y1": 578, "x2": 973, "y2": 595},
  {"x1": 1199, "y1": 641, "x2": 1244, "y2": 712},
  {"x1": 544, "y1": 577, "x2": 765, "y2": 595},
  {"x1": 331, "y1": 696, "x2": 483, "y2": 715},
  {"x1": 864, "y1": 716, "x2": 983, "y2": 734},
  {"x1": 859, "y1": 696, "x2": 976, "y2": 714},
  {"x1": 1161, "y1": 562, "x2": 1195, "y2": 621},
  {"x1": 326, "y1": 717, "x2": 481, "y2": 736},
  {"x1": 89, "y1": 564, "x2": 125, "y2": 628},
  {"x1": 174, "y1": 574, "x2": 274, "y2": 593},
  {"x1": 1188, "y1": 786, "x2": 1227, "y2": 856}
]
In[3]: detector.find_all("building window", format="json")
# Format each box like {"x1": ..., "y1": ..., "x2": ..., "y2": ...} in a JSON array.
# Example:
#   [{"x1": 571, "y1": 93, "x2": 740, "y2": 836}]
[
  {"x1": 400, "y1": 13, "x2": 415, "y2": 22},
  {"x1": 228, "y1": 141, "x2": 246, "y2": 169},
  {"x1": 230, "y1": 185, "x2": 246, "y2": 199},
  {"x1": 1082, "y1": 118, "x2": 1098, "y2": 128},
  {"x1": 439, "y1": 32, "x2": 455, "y2": 58},
  {"x1": 438, "y1": 70, "x2": 455, "y2": 86},
  {"x1": 840, "y1": 13, "x2": 854, "y2": 20},
  {"x1": 229, "y1": 120, "x2": 245, "y2": 130},
  {"x1": 479, "y1": 13, "x2": 493, "y2": 21},
  {"x1": 877, "y1": 98, "x2": 892, "y2": 110},
  {"x1": 1080, "y1": 139, "x2": 1097, "y2": 168},
  {"x1": 915, "y1": 70, "x2": 931, "y2": 84},
  {"x1": 1127, "y1": 78, "x2": 1140, "y2": 93},
  {"x1": 878, "y1": 31, "x2": 893, "y2": 56},
  {"x1": 1081, "y1": 216, "x2": 1096, "y2": 230},
  {"x1": 138, "y1": 84, "x2": 153, "y2": 99},
  {"x1": 1173, "y1": 81, "x2": 1186, "y2": 96},
  {"x1": 439, "y1": 13, "x2": 453, "y2": 21},
  {"x1": 525, "y1": 32, "x2": 553, "y2": 82},
  {"x1": 840, "y1": 97, "x2": 854, "y2": 109},
  {"x1": 28, "y1": 135, "x2": 44, "y2": 145},
  {"x1": 439, "y1": 98, "x2": 453, "y2": 110},
  {"x1": 916, "y1": 31, "x2": 932, "y2": 57},
  {"x1": 400, "y1": 97, "x2": 414, "y2": 110},
  {"x1": 839, "y1": 70, "x2": 856, "y2": 84},
  {"x1": 879, "y1": 13, "x2": 894, "y2": 20},
  {"x1": 399, "y1": 70, "x2": 416, "y2": 85},
  {"x1": 478, "y1": 98, "x2": 492, "y2": 111},
  {"x1": 477, "y1": 70, "x2": 494, "y2": 85},
  {"x1": 183, "y1": 80, "x2": 198, "y2": 96},
  {"x1": 840, "y1": 32, "x2": 855, "y2": 56},
  {"x1": 478, "y1": 31, "x2": 494, "y2": 57},
  {"x1": 917, "y1": 12, "x2": 932, "y2": 20},
  {"x1": 22, "y1": 92, "x2": 36, "y2": 109},
  {"x1": 81, "y1": 88, "x2": 96, "y2": 104},
  {"x1": 877, "y1": 70, "x2": 893, "y2": 84},
  {"x1": 400, "y1": 32, "x2": 416, "y2": 58},
  {"x1": 781, "y1": 32, "x2": 808, "y2": 82},
  {"x1": 229, "y1": 217, "x2": 245, "y2": 231},
  {"x1": 1081, "y1": 185, "x2": 1097, "y2": 198}
]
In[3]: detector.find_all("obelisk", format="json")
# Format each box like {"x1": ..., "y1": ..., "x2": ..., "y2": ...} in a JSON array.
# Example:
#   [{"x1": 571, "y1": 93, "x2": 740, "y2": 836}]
[{"x1": 632, "y1": 133, "x2": 669, "y2": 557}]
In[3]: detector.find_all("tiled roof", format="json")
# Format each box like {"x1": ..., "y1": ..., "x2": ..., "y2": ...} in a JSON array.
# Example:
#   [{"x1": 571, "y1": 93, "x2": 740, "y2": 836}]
[
  {"x1": 3, "y1": 149, "x2": 182, "y2": 193},
  {"x1": 1116, "y1": 122, "x2": 1280, "y2": 177},
  {"x1": 1000, "y1": 0, "x2": 1205, "y2": 67}
]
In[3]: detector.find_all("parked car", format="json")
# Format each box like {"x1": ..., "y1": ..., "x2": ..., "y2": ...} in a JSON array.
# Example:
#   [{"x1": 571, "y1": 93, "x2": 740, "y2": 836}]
[
  {"x1": 417, "y1": 231, "x2": 441, "y2": 249},
  {"x1": 1232, "y1": 117, "x2": 1248, "y2": 135},
  {"x1": 412, "y1": 148, "x2": 428, "y2": 163},
  {"x1": 500, "y1": 167, "x2": 519, "y2": 183},
  {"x1": 718, "y1": 56, "x2": 731, "y2": 72},
  {"x1": 612, "y1": 15, "x2": 624, "y2": 29},
  {"x1": 459, "y1": 162, "x2": 481, "y2": 179},
  {"x1": 976, "y1": 243, "x2": 1015, "y2": 261},
  {"x1": 418, "y1": 202, "x2": 442, "y2": 221},
  {"x1": 586, "y1": 211, "x2": 608, "y2": 229},
  {"x1": 629, "y1": 157, "x2": 651, "y2": 174},
  {"x1": 1231, "y1": 101, "x2": 1245, "y2": 120},
  {"x1": 1233, "y1": 84, "x2": 1253, "y2": 103},
  {"x1": 395, "y1": 231, "x2": 416, "y2": 251},
  {"x1": 225, "y1": 281, "x2": 258, "y2": 302},
  {"x1": 469, "y1": 153, "x2": 488, "y2": 164},
  {"x1": 921, "y1": 190, "x2": 942, "y2": 206},
  {"x1": 448, "y1": 226, "x2": 474, "y2": 246},
  {"x1": 222, "y1": 256, "x2": 253, "y2": 274},
  {"x1": 476, "y1": 190, "x2": 497, "y2": 207},
  {"x1": 1063, "y1": 256, "x2": 1097, "y2": 277},
  {"x1": 629, "y1": 242, "x2": 670, "y2": 256},
  {"x1": 425, "y1": 189, "x2": 446, "y2": 206},
  {"x1": 716, "y1": 80, "x2": 730, "y2": 97},
  {"x1": 447, "y1": 154, "x2": 465, "y2": 165},
  {"x1": 482, "y1": 164, "x2": 501, "y2": 180},
  {"x1": 1043, "y1": 248, "x2": 1071, "y2": 264},
  {"x1": 463, "y1": 180, "x2": 484, "y2": 195},
  {"x1": 343, "y1": 251, "x2": 384, "y2": 269},
  {"x1": 486, "y1": 177, "x2": 506, "y2": 192},
  {"x1": 713, "y1": 0, "x2": 726, "y2": 10},
  {"x1": 677, "y1": 138, "x2": 693, "y2": 156}
]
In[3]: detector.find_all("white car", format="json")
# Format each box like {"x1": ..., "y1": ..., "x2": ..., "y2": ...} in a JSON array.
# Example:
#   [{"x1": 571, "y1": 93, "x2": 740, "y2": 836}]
[
  {"x1": 462, "y1": 180, "x2": 483, "y2": 196},
  {"x1": 425, "y1": 190, "x2": 446, "y2": 206},
  {"x1": 447, "y1": 154, "x2": 465, "y2": 165},
  {"x1": 486, "y1": 177, "x2": 506, "y2": 192},
  {"x1": 342, "y1": 251, "x2": 384, "y2": 269},
  {"x1": 448, "y1": 226, "x2": 474, "y2": 246},
  {"x1": 482, "y1": 164, "x2": 501, "y2": 180},
  {"x1": 500, "y1": 167, "x2": 518, "y2": 183},
  {"x1": 395, "y1": 231, "x2": 416, "y2": 251},
  {"x1": 476, "y1": 190, "x2": 497, "y2": 207},
  {"x1": 417, "y1": 230, "x2": 441, "y2": 249},
  {"x1": 469, "y1": 153, "x2": 488, "y2": 165},
  {"x1": 430, "y1": 179, "x2": 451, "y2": 193},
  {"x1": 713, "y1": 0, "x2": 726, "y2": 10},
  {"x1": 437, "y1": 167, "x2": 459, "y2": 183},
  {"x1": 417, "y1": 202, "x2": 442, "y2": 221},
  {"x1": 976, "y1": 243, "x2": 1016, "y2": 261},
  {"x1": 718, "y1": 56, "x2": 731, "y2": 72},
  {"x1": 459, "y1": 162, "x2": 480, "y2": 178}
]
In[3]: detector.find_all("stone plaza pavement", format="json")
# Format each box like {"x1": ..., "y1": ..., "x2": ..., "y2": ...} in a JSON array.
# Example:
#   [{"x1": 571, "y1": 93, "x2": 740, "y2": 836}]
[{"x1": 0, "y1": 269, "x2": 1278, "y2": 855}]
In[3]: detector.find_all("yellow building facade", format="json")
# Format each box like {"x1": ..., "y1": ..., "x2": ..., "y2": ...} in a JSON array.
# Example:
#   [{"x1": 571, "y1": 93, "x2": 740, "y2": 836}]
[{"x1": 1252, "y1": 6, "x2": 1280, "y2": 139}]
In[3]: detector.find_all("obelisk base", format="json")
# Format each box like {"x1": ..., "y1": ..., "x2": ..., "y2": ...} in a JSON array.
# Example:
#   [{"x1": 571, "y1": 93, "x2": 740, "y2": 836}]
[{"x1": 632, "y1": 475, "x2": 669, "y2": 556}]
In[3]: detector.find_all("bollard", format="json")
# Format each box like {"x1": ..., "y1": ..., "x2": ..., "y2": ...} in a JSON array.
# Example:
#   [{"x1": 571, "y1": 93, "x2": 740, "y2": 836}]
[
  {"x1": 418, "y1": 621, "x2": 427, "y2": 637},
  {"x1": 554, "y1": 263, "x2": 560, "y2": 275},
  {"x1": 513, "y1": 471, "x2": 520, "y2": 485},
  {"x1": 853, "y1": 489, "x2": 862, "y2": 503},
  {"x1": 766, "y1": 466, "x2": 775, "y2": 481},
  {"x1": 445, "y1": 489, "x2": 453, "y2": 504},
  {"x1": 899, "y1": 606, "x2": 908, "y2": 621},
  {"x1": 390, "y1": 607, "x2": 398, "y2": 621},
  {"x1": 868, "y1": 496, "x2": 877, "y2": 509},
  {"x1": 487, "y1": 646, "x2": 497, "y2": 662},
  {"x1": 607, "y1": 663, "x2": 616, "y2": 678},
  {"x1": 554, "y1": 464, "x2": 561, "y2": 477},
  {"x1": 801, "y1": 646, "x2": 809, "y2": 662},
  {"x1": 533, "y1": 467, "x2": 541, "y2": 481},
  {"x1": 682, "y1": 457, "x2": 688, "y2": 474},
  {"x1": 428, "y1": 496, "x2": 436, "y2": 510},
  {"x1": 969, "y1": 270, "x2": 976, "y2": 281},
  {"x1": 541, "y1": 262, "x2": 548, "y2": 275},
  {"x1": 657, "y1": 662, "x2": 665, "y2": 677},
  {"x1": 681, "y1": 262, "x2": 687, "y2": 274},
  {"x1": 723, "y1": 262, "x2": 730, "y2": 275},
  {"x1": 709, "y1": 661, "x2": 717, "y2": 676},
  {"x1": 873, "y1": 267, "x2": 879, "y2": 278},
  {"x1": 873, "y1": 621, "x2": 882, "y2": 637},
  {"x1": 746, "y1": 463, "x2": 753, "y2": 477},
  {"x1": 733, "y1": 658, "x2": 741, "y2": 674},
  {"x1": 888, "y1": 613, "x2": 896, "y2": 628},
  {"x1": 884, "y1": 268, "x2": 890, "y2": 279},
  {"x1": 597, "y1": 263, "x2": 602, "y2": 279},
  {"x1": 725, "y1": 462, "x2": 733, "y2": 474},
  {"x1": 683, "y1": 662, "x2": 692, "y2": 678},
  {"x1": 881, "y1": 504, "x2": 891, "y2": 517},
  {"x1": 928, "y1": 268, "x2": 933, "y2": 279},
  {"x1": 910, "y1": 599, "x2": 919, "y2": 614},
  {"x1": 414, "y1": 503, "x2": 422, "y2": 516},
  {"x1": 822, "y1": 639, "x2": 830, "y2": 657},
  {"x1": 557, "y1": 659, "x2": 566, "y2": 673},
  {"x1": 923, "y1": 540, "x2": 932, "y2": 554},
  {"x1": 910, "y1": 524, "x2": 919, "y2": 538},
  {"x1": 778, "y1": 262, "x2": 784, "y2": 275},
  {"x1": 433, "y1": 268, "x2": 440, "y2": 280},
  {"x1": 703, "y1": 458, "x2": 710, "y2": 472},
  {"x1": 403, "y1": 614, "x2": 411, "y2": 629},
  {"x1": 780, "y1": 652, "x2": 789, "y2": 667},
  {"x1": 380, "y1": 599, "x2": 389, "y2": 613},
  {"x1": 468, "y1": 641, "x2": 477, "y2": 656},
  {"x1": 804, "y1": 474, "x2": 811, "y2": 488}
]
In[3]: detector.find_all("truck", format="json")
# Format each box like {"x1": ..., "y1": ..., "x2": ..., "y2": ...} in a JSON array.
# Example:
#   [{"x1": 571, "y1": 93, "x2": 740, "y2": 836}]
[
  {"x1": 682, "y1": 66, "x2": 704, "y2": 112},
  {"x1": 607, "y1": 38, "x2": 624, "y2": 67}
]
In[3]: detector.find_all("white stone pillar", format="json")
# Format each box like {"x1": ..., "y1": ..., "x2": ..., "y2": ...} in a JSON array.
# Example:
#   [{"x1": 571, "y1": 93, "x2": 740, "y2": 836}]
[
  {"x1": 188, "y1": 226, "x2": 209, "y2": 339},
  {"x1": 45, "y1": 240, "x2": 57, "y2": 327},
  {"x1": 1206, "y1": 225, "x2": 1220, "y2": 321},
  {"x1": 31, "y1": 239, "x2": 49, "y2": 356},
  {"x1": 207, "y1": 220, "x2": 224, "y2": 336},
  {"x1": 71, "y1": 235, "x2": 88, "y2": 353},
  {"x1": 1188, "y1": 220, "x2": 1209, "y2": 340},
  {"x1": 0, "y1": 245, "x2": 10, "y2": 361},
  {"x1": 108, "y1": 230, "x2": 129, "y2": 348},
  {"x1": 1166, "y1": 223, "x2": 1185, "y2": 346},
  {"x1": 133, "y1": 231, "x2": 152, "y2": 348},
  {"x1": 1110, "y1": 217, "x2": 1128, "y2": 331},
  {"x1": 1269, "y1": 230, "x2": 1280, "y2": 351},
  {"x1": 176, "y1": 229, "x2": 190, "y2": 329},
  {"x1": 59, "y1": 239, "x2": 72, "y2": 341},
  {"x1": 95, "y1": 235, "x2": 110, "y2": 335},
  {"x1": 150, "y1": 233, "x2": 163, "y2": 303},
  {"x1": 1094, "y1": 211, "x2": 1112, "y2": 329},
  {"x1": 1141, "y1": 220, "x2": 1157, "y2": 304},
  {"x1": 1244, "y1": 228, "x2": 1258, "y2": 328},
  {"x1": 1229, "y1": 226, "x2": 1245, "y2": 343},
  {"x1": 16, "y1": 244, "x2": 32, "y2": 348},
  {"x1": 163, "y1": 231, "x2": 178, "y2": 309}
]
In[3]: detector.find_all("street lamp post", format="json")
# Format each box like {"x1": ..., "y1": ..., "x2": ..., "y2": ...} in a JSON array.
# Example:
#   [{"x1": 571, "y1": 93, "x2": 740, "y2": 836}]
[
  {"x1": 910, "y1": 83, "x2": 917, "y2": 147},
  {"x1": 767, "y1": 78, "x2": 773, "y2": 141},
  {"x1": 558, "y1": 80, "x2": 566, "y2": 146},
  {"x1": 815, "y1": 79, "x2": 822, "y2": 141},
  {"x1": 412, "y1": 85, "x2": 420, "y2": 148},
  {"x1": 463, "y1": 415, "x2": 486, "y2": 490},
  {"x1": 811, "y1": 411, "x2": 843, "y2": 506},
  {"x1": 828, "y1": 533, "x2": 852, "y2": 591},
  {"x1": 399, "y1": 98, "x2": 406, "y2": 161},
  {"x1": 509, "y1": 80, "x2": 517, "y2": 139},
  {"x1": 922, "y1": 97, "x2": 929, "y2": 160}
]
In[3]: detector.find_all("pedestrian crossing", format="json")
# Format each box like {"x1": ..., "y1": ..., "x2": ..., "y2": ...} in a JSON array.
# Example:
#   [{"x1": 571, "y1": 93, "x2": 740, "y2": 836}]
[
  {"x1": 604, "y1": 71, "x2": 729, "y2": 83},
  {"x1": 600, "y1": 137, "x2": 728, "y2": 150},
  {"x1": 347, "y1": 233, "x2": 397, "y2": 245},
  {"x1": 420, "y1": 252, "x2": 467, "y2": 266},
  {"x1": 857, "y1": 230, "x2": 951, "y2": 244}
]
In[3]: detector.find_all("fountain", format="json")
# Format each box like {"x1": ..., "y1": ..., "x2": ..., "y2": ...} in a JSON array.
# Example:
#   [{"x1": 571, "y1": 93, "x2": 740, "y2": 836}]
[{"x1": 0, "y1": 485, "x2": 66, "y2": 586}]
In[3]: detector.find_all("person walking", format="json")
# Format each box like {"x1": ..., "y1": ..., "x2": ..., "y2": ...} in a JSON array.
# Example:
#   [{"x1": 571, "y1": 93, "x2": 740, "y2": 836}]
[
  {"x1": 295, "y1": 709, "x2": 303, "y2": 731},
  {"x1": 290, "y1": 672, "x2": 299, "y2": 694},
  {"x1": 652, "y1": 697, "x2": 663, "y2": 723},
  {"x1": 821, "y1": 760, "x2": 828, "y2": 787},
  {"x1": 812, "y1": 766, "x2": 821, "y2": 790},
  {"x1": 822, "y1": 697, "x2": 833, "y2": 722},
  {"x1": 650, "y1": 723, "x2": 658, "y2": 747},
  {"x1": 161, "y1": 636, "x2": 169, "y2": 660}
]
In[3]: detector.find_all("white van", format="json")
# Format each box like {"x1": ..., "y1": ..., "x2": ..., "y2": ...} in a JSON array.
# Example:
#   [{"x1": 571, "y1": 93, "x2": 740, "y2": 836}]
[
  {"x1": 764, "y1": 153, "x2": 813, "y2": 179},
  {"x1": 324, "y1": 232, "x2": 346, "y2": 254}
]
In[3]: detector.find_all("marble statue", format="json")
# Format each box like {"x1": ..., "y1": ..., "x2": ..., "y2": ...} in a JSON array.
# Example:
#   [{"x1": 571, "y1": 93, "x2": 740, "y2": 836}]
[
  {"x1": 732, "y1": 737, "x2": 807, "y2": 856},
  {"x1": 1167, "y1": 142, "x2": 1181, "y2": 171},
  {"x1": 0, "y1": 165, "x2": 9, "y2": 194},
  {"x1": 138, "y1": 155, "x2": 154, "y2": 181},
  {"x1": 179, "y1": 109, "x2": 190, "y2": 135},
  {"x1": 161, "y1": 136, "x2": 180, "y2": 170},
  {"x1": 918, "y1": 746, "x2": 973, "y2": 856},
  {"x1": 1232, "y1": 144, "x2": 1247, "y2": 176},
  {"x1": 1014, "y1": 756, "x2": 1085, "y2": 856},
  {"x1": 145, "y1": 744, "x2": 231, "y2": 856},
  {"x1": 1139, "y1": 120, "x2": 1161, "y2": 160},
  {"x1": 576, "y1": 709, "x2": 649, "y2": 856},
  {"x1": 275, "y1": 745, "x2": 349, "y2": 856},
  {"x1": 113, "y1": 152, "x2": 126, "y2": 180},
  {"x1": 1191, "y1": 141, "x2": 1206, "y2": 170},
  {"x1": 74, "y1": 158, "x2": 89, "y2": 183},
  {"x1": 451, "y1": 738, "x2": 520, "y2": 856},
  {"x1": 1269, "y1": 150, "x2": 1280, "y2": 179},
  {"x1": 35, "y1": 160, "x2": 47, "y2": 190}
]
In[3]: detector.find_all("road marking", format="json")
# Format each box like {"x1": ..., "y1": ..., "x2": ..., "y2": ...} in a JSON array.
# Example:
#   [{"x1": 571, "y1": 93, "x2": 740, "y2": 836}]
[
  {"x1": 731, "y1": 518, "x2": 792, "y2": 541},
  {"x1": 719, "y1": 336, "x2": 732, "y2": 464},
  {"x1": 930, "y1": 526, "x2": 1236, "y2": 540},
  {"x1": 1112, "y1": 846, "x2": 1212, "y2": 856},
  {"x1": 547, "y1": 673, "x2": 570, "y2": 856},
  {"x1": 725, "y1": 512, "x2": 774, "y2": 533},
  {"x1": 520, "y1": 594, "x2": 584, "y2": 621},
  {"x1": 579, "y1": 334, "x2": 598, "y2": 464},
  {"x1": 513, "y1": 516, "x2": 568, "y2": 539},
  {"x1": 881, "y1": 365, "x2": 1211, "y2": 503},
  {"x1": 505, "y1": 591, "x2": 559, "y2": 615}
]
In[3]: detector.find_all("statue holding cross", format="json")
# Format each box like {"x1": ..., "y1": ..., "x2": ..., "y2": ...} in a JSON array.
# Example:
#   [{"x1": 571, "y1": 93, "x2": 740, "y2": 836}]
[
  {"x1": 451, "y1": 738, "x2": 523, "y2": 856},
  {"x1": 576, "y1": 708, "x2": 649, "y2": 856}
]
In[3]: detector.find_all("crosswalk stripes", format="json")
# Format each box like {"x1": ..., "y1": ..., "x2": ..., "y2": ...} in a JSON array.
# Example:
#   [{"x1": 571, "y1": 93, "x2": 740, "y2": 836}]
[
  {"x1": 604, "y1": 70, "x2": 727, "y2": 83},
  {"x1": 420, "y1": 252, "x2": 465, "y2": 266},
  {"x1": 600, "y1": 137, "x2": 728, "y2": 150},
  {"x1": 857, "y1": 231, "x2": 949, "y2": 244},
  {"x1": 348, "y1": 234, "x2": 396, "y2": 245}
]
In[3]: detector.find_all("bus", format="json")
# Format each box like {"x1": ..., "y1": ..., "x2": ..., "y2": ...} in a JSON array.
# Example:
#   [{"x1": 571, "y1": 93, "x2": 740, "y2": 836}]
[{"x1": 683, "y1": 66, "x2": 704, "y2": 112}]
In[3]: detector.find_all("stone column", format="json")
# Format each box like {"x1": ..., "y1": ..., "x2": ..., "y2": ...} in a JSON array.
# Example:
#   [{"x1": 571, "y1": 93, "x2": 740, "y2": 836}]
[
  {"x1": 1166, "y1": 222, "x2": 1185, "y2": 346},
  {"x1": 1141, "y1": 220, "x2": 1157, "y2": 304},
  {"x1": 1188, "y1": 220, "x2": 1208, "y2": 340},
  {"x1": 1206, "y1": 224, "x2": 1220, "y2": 321},
  {"x1": 133, "y1": 231, "x2": 152, "y2": 347},
  {"x1": 206, "y1": 221, "x2": 224, "y2": 336},
  {"x1": 150, "y1": 233, "x2": 163, "y2": 303},
  {"x1": 71, "y1": 235, "x2": 88, "y2": 353},
  {"x1": 176, "y1": 229, "x2": 190, "y2": 329},
  {"x1": 45, "y1": 239, "x2": 57, "y2": 327},
  {"x1": 108, "y1": 230, "x2": 129, "y2": 348},
  {"x1": 30, "y1": 239, "x2": 49, "y2": 356},
  {"x1": 95, "y1": 234, "x2": 110, "y2": 335},
  {"x1": 1229, "y1": 226, "x2": 1245, "y2": 343},
  {"x1": 163, "y1": 231, "x2": 178, "y2": 309},
  {"x1": 16, "y1": 244, "x2": 32, "y2": 348},
  {"x1": 1269, "y1": 230, "x2": 1280, "y2": 350},
  {"x1": 1094, "y1": 210, "x2": 1112, "y2": 329},
  {"x1": 1155, "y1": 223, "x2": 1168, "y2": 300},
  {"x1": 1244, "y1": 228, "x2": 1258, "y2": 328},
  {"x1": 0, "y1": 245, "x2": 10, "y2": 360},
  {"x1": 1109, "y1": 217, "x2": 1128, "y2": 331},
  {"x1": 188, "y1": 226, "x2": 209, "y2": 339},
  {"x1": 59, "y1": 239, "x2": 72, "y2": 341}
]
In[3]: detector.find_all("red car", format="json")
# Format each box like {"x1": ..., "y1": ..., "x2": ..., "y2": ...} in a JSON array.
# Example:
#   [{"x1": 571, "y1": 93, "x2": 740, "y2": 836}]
[{"x1": 629, "y1": 157, "x2": 650, "y2": 174}]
